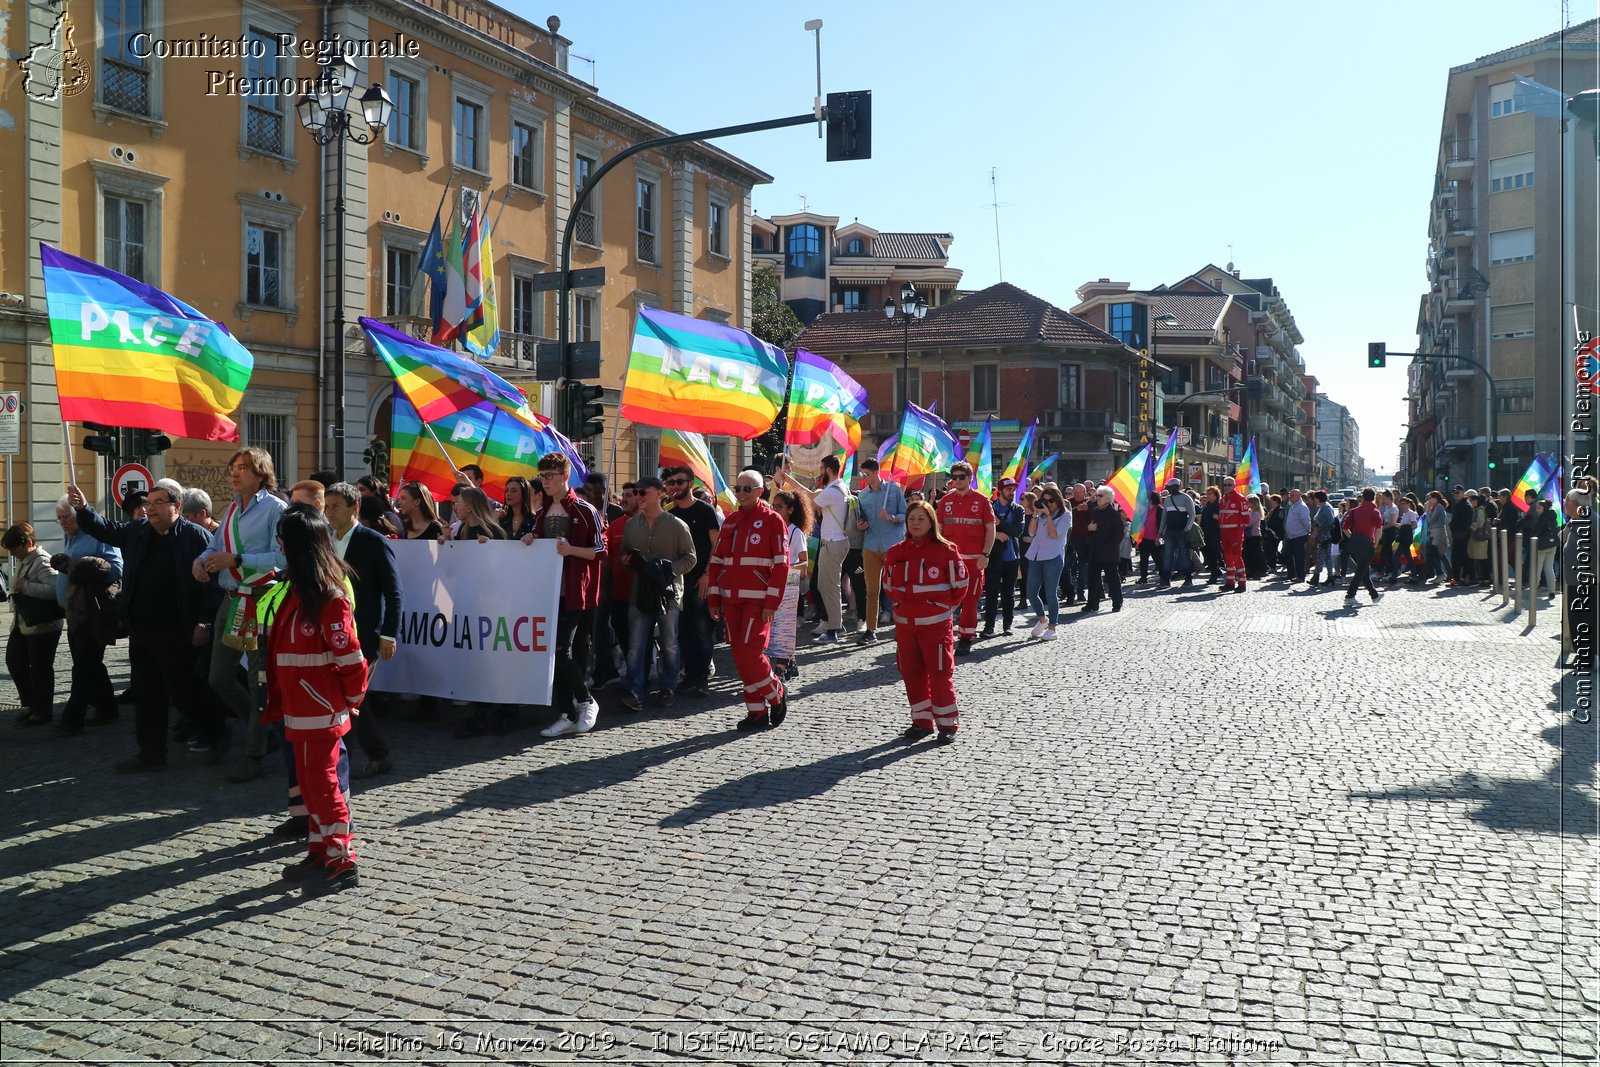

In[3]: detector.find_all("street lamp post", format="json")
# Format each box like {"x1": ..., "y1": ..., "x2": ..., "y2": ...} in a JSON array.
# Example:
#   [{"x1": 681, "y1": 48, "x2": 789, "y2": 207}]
[
  {"x1": 1145, "y1": 312, "x2": 1178, "y2": 447},
  {"x1": 297, "y1": 57, "x2": 394, "y2": 480},
  {"x1": 884, "y1": 281, "x2": 928, "y2": 411}
]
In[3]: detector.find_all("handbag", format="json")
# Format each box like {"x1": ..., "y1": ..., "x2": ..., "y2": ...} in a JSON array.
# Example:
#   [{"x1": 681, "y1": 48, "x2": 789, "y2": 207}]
[{"x1": 13, "y1": 592, "x2": 65, "y2": 627}]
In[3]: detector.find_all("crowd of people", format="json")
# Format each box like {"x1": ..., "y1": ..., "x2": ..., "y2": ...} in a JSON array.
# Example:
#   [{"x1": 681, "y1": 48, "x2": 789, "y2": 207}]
[{"x1": 4, "y1": 444, "x2": 1592, "y2": 892}]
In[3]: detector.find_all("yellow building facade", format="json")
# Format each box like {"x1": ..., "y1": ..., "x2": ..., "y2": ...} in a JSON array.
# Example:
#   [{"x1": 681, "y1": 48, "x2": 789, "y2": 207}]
[{"x1": 0, "y1": 0, "x2": 768, "y2": 527}]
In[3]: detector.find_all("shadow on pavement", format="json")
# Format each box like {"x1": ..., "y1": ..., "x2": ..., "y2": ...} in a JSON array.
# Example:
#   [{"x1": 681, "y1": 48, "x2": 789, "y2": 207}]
[
  {"x1": 1348, "y1": 718, "x2": 1596, "y2": 836},
  {"x1": 395, "y1": 729, "x2": 748, "y2": 826},
  {"x1": 660, "y1": 739, "x2": 922, "y2": 828},
  {"x1": 0, "y1": 876, "x2": 309, "y2": 1002}
]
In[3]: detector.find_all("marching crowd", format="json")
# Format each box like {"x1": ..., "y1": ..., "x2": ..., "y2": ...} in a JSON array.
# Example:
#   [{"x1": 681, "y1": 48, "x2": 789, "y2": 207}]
[{"x1": 4, "y1": 444, "x2": 1593, "y2": 893}]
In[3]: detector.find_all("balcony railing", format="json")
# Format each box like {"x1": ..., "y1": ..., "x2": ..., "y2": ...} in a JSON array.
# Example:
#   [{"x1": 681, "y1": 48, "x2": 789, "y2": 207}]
[
  {"x1": 1446, "y1": 137, "x2": 1475, "y2": 166},
  {"x1": 1042, "y1": 409, "x2": 1111, "y2": 431},
  {"x1": 101, "y1": 59, "x2": 150, "y2": 115},
  {"x1": 574, "y1": 211, "x2": 597, "y2": 246}
]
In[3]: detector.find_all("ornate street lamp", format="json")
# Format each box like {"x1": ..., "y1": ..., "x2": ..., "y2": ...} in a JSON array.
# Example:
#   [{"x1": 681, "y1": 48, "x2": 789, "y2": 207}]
[
  {"x1": 883, "y1": 281, "x2": 928, "y2": 412},
  {"x1": 297, "y1": 56, "x2": 393, "y2": 479}
]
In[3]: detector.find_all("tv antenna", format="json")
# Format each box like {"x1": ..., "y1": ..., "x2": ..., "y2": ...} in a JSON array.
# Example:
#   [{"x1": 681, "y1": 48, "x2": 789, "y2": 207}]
[{"x1": 990, "y1": 167, "x2": 1004, "y2": 282}]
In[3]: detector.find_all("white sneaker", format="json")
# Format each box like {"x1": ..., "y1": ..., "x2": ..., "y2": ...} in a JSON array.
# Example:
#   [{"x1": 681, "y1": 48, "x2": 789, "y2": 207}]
[
  {"x1": 574, "y1": 699, "x2": 599, "y2": 733},
  {"x1": 1041, "y1": 628, "x2": 1058, "y2": 642},
  {"x1": 541, "y1": 717, "x2": 577, "y2": 739},
  {"x1": 1030, "y1": 618, "x2": 1048, "y2": 639}
]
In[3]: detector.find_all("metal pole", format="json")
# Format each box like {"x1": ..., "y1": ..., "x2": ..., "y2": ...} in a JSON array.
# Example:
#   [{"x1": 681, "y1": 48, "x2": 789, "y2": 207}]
[
  {"x1": 1499, "y1": 528, "x2": 1510, "y2": 607},
  {"x1": 555, "y1": 111, "x2": 817, "y2": 437},
  {"x1": 1527, "y1": 536, "x2": 1538, "y2": 626},
  {"x1": 333, "y1": 117, "x2": 348, "y2": 481}
]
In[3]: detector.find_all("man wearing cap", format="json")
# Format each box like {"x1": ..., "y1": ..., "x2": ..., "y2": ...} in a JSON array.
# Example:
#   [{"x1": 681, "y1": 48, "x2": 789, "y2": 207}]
[
  {"x1": 982, "y1": 477, "x2": 1025, "y2": 636},
  {"x1": 1217, "y1": 475, "x2": 1250, "y2": 592},
  {"x1": 1158, "y1": 477, "x2": 1196, "y2": 589},
  {"x1": 1446, "y1": 485, "x2": 1474, "y2": 585},
  {"x1": 936, "y1": 461, "x2": 996, "y2": 654}
]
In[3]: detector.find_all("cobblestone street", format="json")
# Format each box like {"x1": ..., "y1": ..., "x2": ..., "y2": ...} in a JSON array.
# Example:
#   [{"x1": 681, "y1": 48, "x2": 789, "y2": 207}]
[{"x1": 0, "y1": 576, "x2": 1592, "y2": 1064}]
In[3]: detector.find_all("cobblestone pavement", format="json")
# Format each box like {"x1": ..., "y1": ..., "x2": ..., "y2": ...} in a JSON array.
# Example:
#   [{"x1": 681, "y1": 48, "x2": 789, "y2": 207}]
[{"x1": 0, "y1": 574, "x2": 1592, "y2": 1064}]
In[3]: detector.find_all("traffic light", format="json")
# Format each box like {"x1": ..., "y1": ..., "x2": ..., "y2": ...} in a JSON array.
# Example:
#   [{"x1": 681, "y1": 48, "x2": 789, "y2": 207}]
[
  {"x1": 1487, "y1": 449, "x2": 1498, "y2": 473},
  {"x1": 83, "y1": 423, "x2": 118, "y2": 457},
  {"x1": 572, "y1": 384, "x2": 605, "y2": 441},
  {"x1": 825, "y1": 91, "x2": 872, "y2": 162},
  {"x1": 1367, "y1": 342, "x2": 1387, "y2": 368},
  {"x1": 130, "y1": 429, "x2": 172, "y2": 457}
]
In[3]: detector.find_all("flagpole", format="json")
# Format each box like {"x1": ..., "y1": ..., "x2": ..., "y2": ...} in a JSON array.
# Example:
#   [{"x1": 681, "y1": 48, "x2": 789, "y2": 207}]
[
  {"x1": 409, "y1": 173, "x2": 456, "y2": 319},
  {"x1": 61, "y1": 418, "x2": 77, "y2": 489},
  {"x1": 417, "y1": 418, "x2": 466, "y2": 481}
]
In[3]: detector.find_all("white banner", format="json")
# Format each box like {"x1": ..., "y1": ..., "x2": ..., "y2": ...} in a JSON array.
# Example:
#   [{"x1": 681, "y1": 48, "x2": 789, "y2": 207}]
[{"x1": 369, "y1": 539, "x2": 564, "y2": 704}]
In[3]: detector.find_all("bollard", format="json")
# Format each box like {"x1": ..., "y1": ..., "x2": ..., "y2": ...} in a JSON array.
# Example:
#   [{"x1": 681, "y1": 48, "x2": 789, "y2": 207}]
[
  {"x1": 1489, "y1": 528, "x2": 1502, "y2": 600},
  {"x1": 1510, "y1": 532, "x2": 1522, "y2": 612},
  {"x1": 1528, "y1": 545, "x2": 1538, "y2": 625},
  {"x1": 1498, "y1": 529, "x2": 1510, "y2": 607}
]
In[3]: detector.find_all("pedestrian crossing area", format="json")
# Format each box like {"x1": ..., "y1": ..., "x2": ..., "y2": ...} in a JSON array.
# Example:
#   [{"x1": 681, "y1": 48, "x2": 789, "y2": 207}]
[{"x1": 1060, "y1": 601, "x2": 1558, "y2": 644}]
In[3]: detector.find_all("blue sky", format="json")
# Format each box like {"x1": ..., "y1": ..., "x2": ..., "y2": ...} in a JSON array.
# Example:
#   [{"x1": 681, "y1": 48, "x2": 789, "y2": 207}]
[{"x1": 510, "y1": 1, "x2": 1569, "y2": 474}]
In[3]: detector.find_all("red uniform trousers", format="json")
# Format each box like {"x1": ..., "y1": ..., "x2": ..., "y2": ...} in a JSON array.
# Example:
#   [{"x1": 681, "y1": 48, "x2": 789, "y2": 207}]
[
  {"x1": 289, "y1": 724, "x2": 356, "y2": 870},
  {"x1": 956, "y1": 557, "x2": 985, "y2": 642},
  {"x1": 895, "y1": 620, "x2": 959, "y2": 732},
  {"x1": 722, "y1": 601, "x2": 783, "y2": 718},
  {"x1": 1221, "y1": 534, "x2": 1246, "y2": 587}
]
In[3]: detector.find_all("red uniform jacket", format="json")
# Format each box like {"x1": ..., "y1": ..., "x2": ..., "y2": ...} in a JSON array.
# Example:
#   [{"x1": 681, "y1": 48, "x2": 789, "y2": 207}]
[
  {"x1": 1219, "y1": 490, "x2": 1251, "y2": 537},
  {"x1": 882, "y1": 537, "x2": 968, "y2": 627},
  {"x1": 605, "y1": 513, "x2": 635, "y2": 603},
  {"x1": 262, "y1": 588, "x2": 367, "y2": 736},
  {"x1": 705, "y1": 502, "x2": 790, "y2": 614},
  {"x1": 937, "y1": 490, "x2": 996, "y2": 558},
  {"x1": 533, "y1": 488, "x2": 605, "y2": 612}
]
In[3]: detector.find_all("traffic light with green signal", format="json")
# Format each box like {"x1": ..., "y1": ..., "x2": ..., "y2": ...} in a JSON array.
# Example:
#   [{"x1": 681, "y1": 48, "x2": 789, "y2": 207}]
[
  {"x1": 1487, "y1": 449, "x2": 1498, "y2": 474},
  {"x1": 1367, "y1": 342, "x2": 1387, "y2": 368}
]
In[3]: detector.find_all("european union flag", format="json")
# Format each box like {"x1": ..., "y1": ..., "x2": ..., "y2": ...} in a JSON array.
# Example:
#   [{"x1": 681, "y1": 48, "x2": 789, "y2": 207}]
[{"x1": 420, "y1": 213, "x2": 447, "y2": 328}]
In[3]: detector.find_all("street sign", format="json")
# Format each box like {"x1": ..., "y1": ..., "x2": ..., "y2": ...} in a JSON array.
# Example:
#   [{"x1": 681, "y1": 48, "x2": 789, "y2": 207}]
[
  {"x1": 534, "y1": 341, "x2": 602, "y2": 381},
  {"x1": 110, "y1": 462, "x2": 152, "y2": 508},
  {"x1": 1188, "y1": 462, "x2": 1205, "y2": 485},
  {"x1": 1174, "y1": 426, "x2": 1192, "y2": 446},
  {"x1": 0, "y1": 392, "x2": 19, "y2": 455},
  {"x1": 527, "y1": 267, "x2": 608, "y2": 293}
]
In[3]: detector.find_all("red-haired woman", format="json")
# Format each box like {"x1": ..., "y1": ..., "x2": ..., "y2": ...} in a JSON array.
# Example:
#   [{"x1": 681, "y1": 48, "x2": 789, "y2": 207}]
[{"x1": 881, "y1": 500, "x2": 968, "y2": 745}]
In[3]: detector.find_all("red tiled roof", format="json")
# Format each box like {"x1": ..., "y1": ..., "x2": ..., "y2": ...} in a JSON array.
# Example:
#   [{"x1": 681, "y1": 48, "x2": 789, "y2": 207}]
[{"x1": 796, "y1": 281, "x2": 1127, "y2": 355}]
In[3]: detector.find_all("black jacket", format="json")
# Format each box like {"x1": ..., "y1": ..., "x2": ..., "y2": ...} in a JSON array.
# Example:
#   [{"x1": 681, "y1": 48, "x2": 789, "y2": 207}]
[
  {"x1": 343, "y1": 524, "x2": 403, "y2": 657},
  {"x1": 1520, "y1": 506, "x2": 1559, "y2": 550},
  {"x1": 74, "y1": 507, "x2": 219, "y2": 630},
  {"x1": 1088, "y1": 504, "x2": 1126, "y2": 565},
  {"x1": 1449, "y1": 499, "x2": 1474, "y2": 532}
]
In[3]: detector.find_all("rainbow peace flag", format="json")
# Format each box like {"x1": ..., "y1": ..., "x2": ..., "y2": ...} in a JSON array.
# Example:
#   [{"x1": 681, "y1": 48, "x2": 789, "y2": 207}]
[
  {"x1": 1511, "y1": 454, "x2": 1557, "y2": 513},
  {"x1": 621, "y1": 306, "x2": 788, "y2": 439},
  {"x1": 391, "y1": 387, "x2": 579, "y2": 501},
  {"x1": 1130, "y1": 449, "x2": 1157, "y2": 544},
  {"x1": 462, "y1": 198, "x2": 499, "y2": 358},
  {"x1": 964, "y1": 417, "x2": 994, "y2": 496},
  {"x1": 785, "y1": 349, "x2": 868, "y2": 457},
  {"x1": 1410, "y1": 510, "x2": 1428, "y2": 564},
  {"x1": 41, "y1": 244, "x2": 254, "y2": 441},
  {"x1": 1025, "y1": 452, "x2": 1059, "y2": 489},
  {"x1": 1106, "y1": 443, "x2": 1152, "y2": 521},
  {"x1": 999, "y1": 418, "x2": 1037, "y2": 493},
  {"x1": 1235, "y1": 436, "x2": 1262, "y2": 496},
  {"x1": 884, "y1": 402, "x2": 959, "y2": 490},
  {"x1": 659, "y1": 429, "x2": 737, "y2": 512},
  {"x1": 363, "y1": 317, "x2": 529, "y2": 423},
  {"x1": 1151, "y1": 428, "x2": 1180, "y2": 490}
]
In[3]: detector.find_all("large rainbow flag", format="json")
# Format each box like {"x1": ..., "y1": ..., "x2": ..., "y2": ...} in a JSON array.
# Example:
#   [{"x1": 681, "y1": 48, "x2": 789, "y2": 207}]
[
  {"x1": 1106, "y1": 443, "x2": 1152, "y2": 521},
  {"x1": 964, "y1": 417, "x2": 994, "y2": 496},
  {"x1": 1151, "y1": 428, "x2": 1180, "y2": 489},
  {"x1": 41, "y1": 244, "x2": 254, "y2": 441},
  {"x1": 1235, "y1": 436, "x2": 1262, "y2": 496},
  {"x1": 785, "y1": 349, "x2": 868, "y2": 457},
  {"x1": 362, "y1": 316, "x2": 530, "y2": 423},
  {"x1": 999, "y1": 418, "x2": 1037, "y2": 493},
  {"x1": 883, "y1": 402, "x2": 959, "y2": 489},
  {"x1": 1511, "y1": 454, "x2": 1557, "y2": 513},
  {"x1": 391, "y1": 388, "x2": 581, "y2": 501},
  {"x1": 621, "y1": 306, "x2": 788, "y2": 439},
  {"x1": 659, "y1": 429, "x2": 736, "y2": 512}
]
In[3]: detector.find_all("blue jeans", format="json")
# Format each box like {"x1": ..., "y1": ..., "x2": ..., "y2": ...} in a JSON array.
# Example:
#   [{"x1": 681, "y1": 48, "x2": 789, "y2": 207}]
[
  {"x1": 678, "y1": 584, "x2": 713, "y2": 685},
  {"x1": 1161, "y1": 533, "x2": 1192, "y2": 584},
  {"x1": 1025, "y1": 554, "x2": 1064, "y2": 626},
  {"x1": 627, "y1": 603, "x2": 680, "y2": 697}
]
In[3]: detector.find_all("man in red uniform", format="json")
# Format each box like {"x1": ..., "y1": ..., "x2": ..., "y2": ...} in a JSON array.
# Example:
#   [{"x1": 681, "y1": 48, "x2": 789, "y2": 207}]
[
  {"x1": 936, "y1": 461, "x2": 996, "y2": 654},
  {"x1": 706, "y1": 469, "x2": 791, "y2": 731},
  {"x1": 1341, "y1": 486, "x2": 1385, "y2": 604},
  {"x1": 1217, "y1": 475, "x2": 1251, "y2": 592}
]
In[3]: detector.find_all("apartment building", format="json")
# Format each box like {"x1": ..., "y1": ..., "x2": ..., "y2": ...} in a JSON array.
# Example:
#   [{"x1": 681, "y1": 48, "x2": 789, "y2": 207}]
[
  {"x1": 0, "y1": 0, "x2": 768, "y2": 525},
  {"x1": 751, "y1": 211, "x2": 962, "y2": 325},
  {"x1": 1404, "y1": 19, "x2": 1599, "y2": 490},
  {"x1": 1315, "y1": 394, "x2": 1363, "y2": 488}
]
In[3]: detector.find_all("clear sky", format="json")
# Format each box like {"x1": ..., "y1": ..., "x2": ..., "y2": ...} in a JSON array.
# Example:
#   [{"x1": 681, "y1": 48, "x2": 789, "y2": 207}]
[{"x1": 509, "y1": 0, "x2": 1570, "y2": 474}]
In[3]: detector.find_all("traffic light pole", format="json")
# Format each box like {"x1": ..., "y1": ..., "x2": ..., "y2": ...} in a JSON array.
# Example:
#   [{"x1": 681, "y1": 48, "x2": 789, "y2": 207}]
[
  {"x1": 554, "y1": 110, "x2": 820, "y2": 438},
  {"x1": 1389, "y1": 350, "x2": 1500, "y2": 480}
]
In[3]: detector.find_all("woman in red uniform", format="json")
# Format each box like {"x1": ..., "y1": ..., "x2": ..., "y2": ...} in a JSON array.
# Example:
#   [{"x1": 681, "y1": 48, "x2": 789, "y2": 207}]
[
  {"x1": 882, "y1": 500, "x2": 968, "y2": 745},
  {"x1": 263, "y1": 508, "x2": 367, "y2": 893}
]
